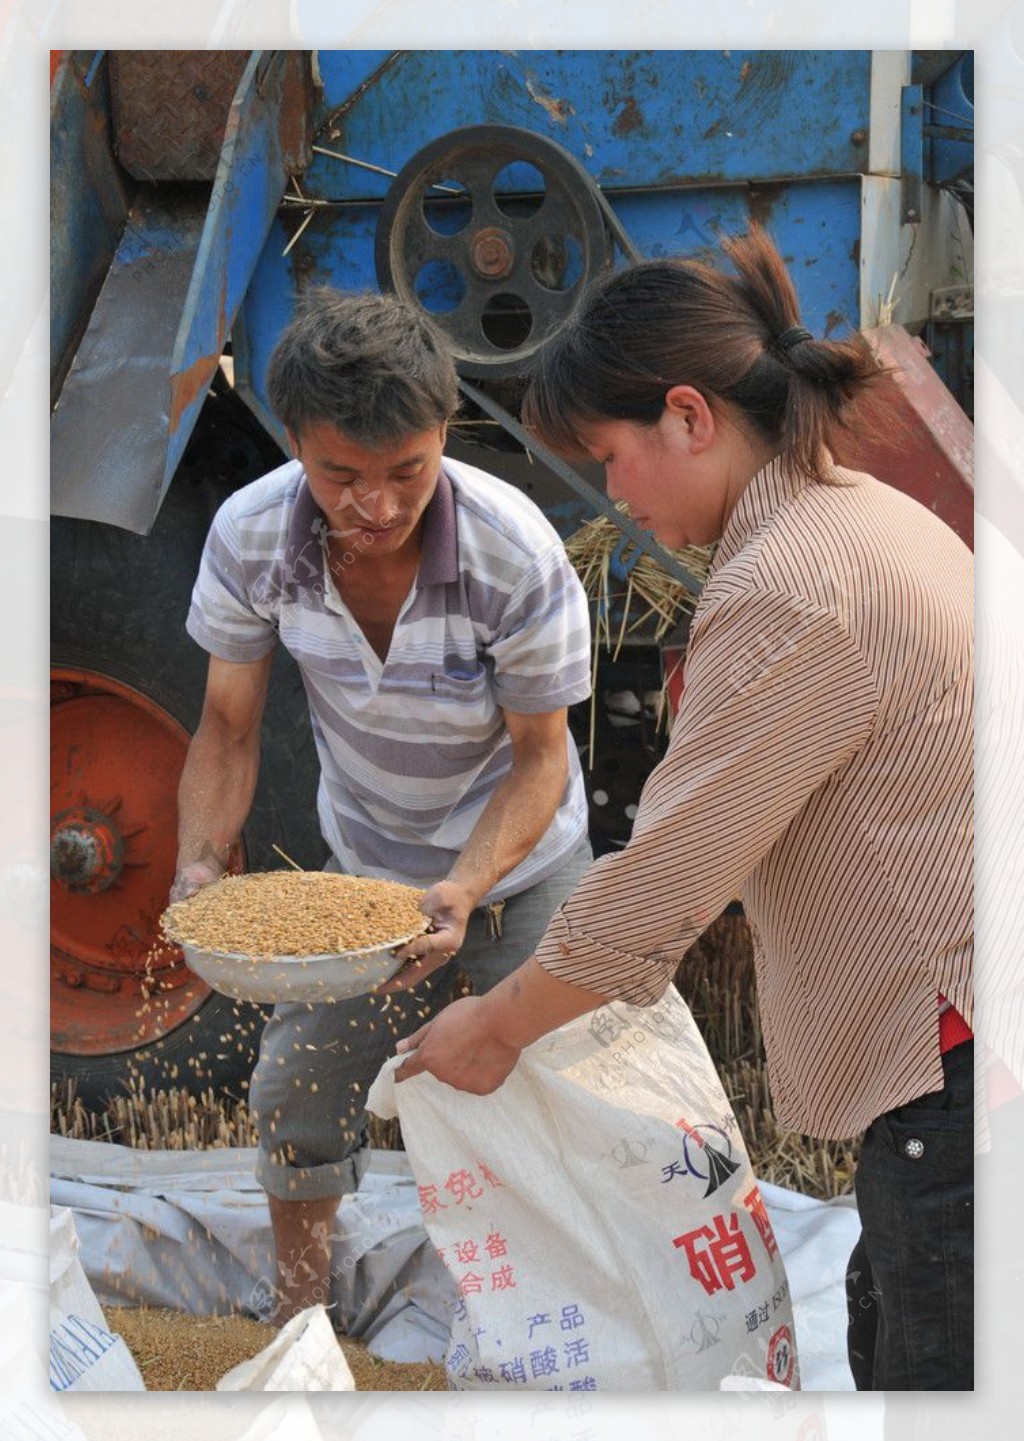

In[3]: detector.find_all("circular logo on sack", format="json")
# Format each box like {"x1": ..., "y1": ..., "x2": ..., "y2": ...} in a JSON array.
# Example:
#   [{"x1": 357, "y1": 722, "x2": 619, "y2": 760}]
[{"x1": 767, "y1": 1323, "x2": 795, "y2": 1387}]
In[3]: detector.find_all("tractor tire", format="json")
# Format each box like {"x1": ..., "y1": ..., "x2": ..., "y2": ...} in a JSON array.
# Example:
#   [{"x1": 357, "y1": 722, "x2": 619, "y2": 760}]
[{"x1": 51, "y1": 471, "x2": 325, "y2": 1110}]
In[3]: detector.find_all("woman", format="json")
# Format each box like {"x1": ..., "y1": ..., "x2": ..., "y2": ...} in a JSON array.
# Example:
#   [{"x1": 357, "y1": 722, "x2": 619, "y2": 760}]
[{"x1": 393, "y1": 226, "x2": 973, "y2": 1391}]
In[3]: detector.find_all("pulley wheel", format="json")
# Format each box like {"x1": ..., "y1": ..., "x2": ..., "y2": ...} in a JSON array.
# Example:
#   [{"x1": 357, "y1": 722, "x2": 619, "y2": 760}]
[{"x1": 375, "y1": 125, "x2": 615, "y2": 378}]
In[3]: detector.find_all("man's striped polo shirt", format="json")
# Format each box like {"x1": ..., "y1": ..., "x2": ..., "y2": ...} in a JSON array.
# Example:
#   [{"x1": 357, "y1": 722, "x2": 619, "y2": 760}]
[{"x1": 186, "y1": 456, "x2": 592, "y2": 897}]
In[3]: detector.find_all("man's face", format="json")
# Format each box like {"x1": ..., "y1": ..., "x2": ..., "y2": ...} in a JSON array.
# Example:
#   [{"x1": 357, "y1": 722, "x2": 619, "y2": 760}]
[{"x1": 290, "y1": 420, "x2": 447, "y2": 561}]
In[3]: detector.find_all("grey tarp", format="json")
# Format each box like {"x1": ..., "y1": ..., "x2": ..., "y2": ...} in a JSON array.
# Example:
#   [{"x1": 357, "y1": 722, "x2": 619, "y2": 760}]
[{"x1": 48, "y1": 1137, "x2": 859, "y2": 1387}]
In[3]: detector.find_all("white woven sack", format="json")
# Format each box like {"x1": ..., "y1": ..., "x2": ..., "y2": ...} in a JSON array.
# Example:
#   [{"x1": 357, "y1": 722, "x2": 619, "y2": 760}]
[
  {"x1": 216, "y1": 1304, "x2": 356, "y2": 1391},
  {"x1": 369, "y1": 986, "x2": 799, "y2": 1392},
  {"x1": 49, "y1": 1207, "x2": 145, "y2": 1392}
]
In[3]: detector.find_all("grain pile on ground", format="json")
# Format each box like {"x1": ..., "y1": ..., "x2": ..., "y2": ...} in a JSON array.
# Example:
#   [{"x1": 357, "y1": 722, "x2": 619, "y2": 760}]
[
  {"x1": 162, "y1": 870, "x2": 428, "y2": 956},
  {"x1": 108, "y1": 1306, "x2": 446, "y2": 1391}
]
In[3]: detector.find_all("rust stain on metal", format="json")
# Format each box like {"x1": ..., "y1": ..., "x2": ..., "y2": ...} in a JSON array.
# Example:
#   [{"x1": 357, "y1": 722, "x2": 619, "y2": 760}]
[
  {"x1": 612, "y1": 96, "x2": 645, "y2": 137},
  {"x1": 110, "y1": 51, "x2": 248, "y2": 181},
  {"x1": 316, "y1": 51, "x2": 406, "y2": 139},
  {"x1": 524, "y1": 74, "x2": 575, "y2": 126},
  {"x1": 739, "y1": 60, "x2": 753, "y2": 85},
  {"x1": 170, "y1": 353, "x2": 220, "y2": 433},
  {"x1": 278, "y1": 51, "x2": 315, "y2": 172},
  {"x1": 703, "y1": 117, "x2": 726, "y2": 140},
  {"x1": 746, "y1": 182, "x2": 784, "y2": 228},
  {"x1": 824, "y1": 309, "x2": 845, "y2": 338},
  {"x1": 470, "y1": 227, "x2": 516, "y2": 280}
]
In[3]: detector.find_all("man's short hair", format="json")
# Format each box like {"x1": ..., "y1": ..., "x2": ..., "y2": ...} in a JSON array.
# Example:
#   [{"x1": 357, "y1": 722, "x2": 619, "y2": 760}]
[{"x1": 266, "y1": 288, "x2": 460, "y2": 444}]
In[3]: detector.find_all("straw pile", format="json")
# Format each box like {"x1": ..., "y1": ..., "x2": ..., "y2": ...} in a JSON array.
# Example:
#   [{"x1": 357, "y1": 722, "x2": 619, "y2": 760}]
[
  {"x1": 564, "y1": 508, "x2": 712, "y2": 745},
  {"x1": 51, "y1": 1074, "x2": 258, "y2": 1150},
  {"x1": 564, "y1": 507, "x2": 711, "y2": 656}
]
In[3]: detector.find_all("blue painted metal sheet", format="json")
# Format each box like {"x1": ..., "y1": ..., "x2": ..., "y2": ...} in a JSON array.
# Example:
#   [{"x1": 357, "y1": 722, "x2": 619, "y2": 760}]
[
  {"x1": 167, "y1": 51, "x2": 309, "y2": 487},
  {"x1": 927, "y1": 52, "x2": 973, "y2": 187},
  {"x1": 51, "y1": 50, "x2": 309, "y2": 533},
  {"x1": 230, "y1": 216, "x2": 304, "y2": 451},
  {"x1": 234, "y1": 175, "x2": 864, "y2": 433},
  {"x1": 50, "y1": 52, "x2": 131, "y2": 401},
  {"x1": 307, "y1": 50, "x2": 873, "y2": 199},
  {"x1": 612, "y1": 180, "x2": 863, "y2": 336},
  {"x1": 50, "y1": 189, "x2": 208, "y2": 531}
]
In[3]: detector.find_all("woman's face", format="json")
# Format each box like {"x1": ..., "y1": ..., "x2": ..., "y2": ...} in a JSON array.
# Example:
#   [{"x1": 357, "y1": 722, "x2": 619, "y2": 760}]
[{"x1": 576, "y1": 394, "x2": 743, "y2": 550}]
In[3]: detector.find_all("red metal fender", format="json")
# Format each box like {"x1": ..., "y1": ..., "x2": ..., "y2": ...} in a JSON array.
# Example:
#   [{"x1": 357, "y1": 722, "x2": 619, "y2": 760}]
[{"x1": 832, "y1": 324, "x2": 974, "y2": 551}]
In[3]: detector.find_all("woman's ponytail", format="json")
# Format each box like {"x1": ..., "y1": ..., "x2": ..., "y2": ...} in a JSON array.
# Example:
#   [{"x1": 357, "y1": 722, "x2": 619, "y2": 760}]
[
  {"x1": 721, "y1": 225, "x2": 887, "y2": 477},
  {"x1": 524, "y1": 223, "x2": 890, "y2": 481}
]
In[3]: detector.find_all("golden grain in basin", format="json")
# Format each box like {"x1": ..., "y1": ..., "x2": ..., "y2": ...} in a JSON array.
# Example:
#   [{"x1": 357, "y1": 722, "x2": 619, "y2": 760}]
[{"x1": 162, "y1": 870, "x2": 428, "y2": 957}]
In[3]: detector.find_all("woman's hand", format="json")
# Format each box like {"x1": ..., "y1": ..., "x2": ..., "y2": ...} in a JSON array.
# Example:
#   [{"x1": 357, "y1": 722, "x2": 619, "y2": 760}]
[{"x1": 393, "y1": 996, "x2": 522, "y2": 1094}]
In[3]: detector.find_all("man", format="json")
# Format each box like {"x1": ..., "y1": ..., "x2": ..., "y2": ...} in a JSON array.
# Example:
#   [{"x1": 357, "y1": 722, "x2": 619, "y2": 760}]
[{"x1": 173, "y1": 289, "x2": 593, "y2": 1322}]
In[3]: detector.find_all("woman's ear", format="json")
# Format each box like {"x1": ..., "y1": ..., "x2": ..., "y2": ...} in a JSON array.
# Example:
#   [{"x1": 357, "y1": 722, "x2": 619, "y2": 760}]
[{"x1": 663, "y1": 385, "x2": 716, "y2": 451}]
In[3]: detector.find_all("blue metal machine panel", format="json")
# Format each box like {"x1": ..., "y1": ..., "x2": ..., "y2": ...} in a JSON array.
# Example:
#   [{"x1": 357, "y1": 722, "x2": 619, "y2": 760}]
[
  {"x1": 167, "y1": 51, "x2": 303, "y2": 486},
  {"x1": 928, "y1": 52, "x2": 973, "y2": 188},
  {"x1": 50, "y1": 189, "x2": 208, "y2": 531},
  {"x1": 309, "y1": 50, "x2": 874, "y2": 199},
  {"x1": 234, "y1": 175, "x2": 863, "y2": 462},
  {"x1": 613, "y1": 180, "x2": 863, "y2": 336},
  {"x1": 51, "y1": 50, "x2": 309, "y2": 533},
  {"x1": 50, "y1": 53, "x2": 132, "y2": 401}
]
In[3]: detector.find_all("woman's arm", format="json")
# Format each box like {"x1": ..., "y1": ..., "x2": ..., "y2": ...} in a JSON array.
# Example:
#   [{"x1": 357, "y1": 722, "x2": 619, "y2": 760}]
[{"x1": 394, "y1": 956, "x2": 608, "y2": 1092}]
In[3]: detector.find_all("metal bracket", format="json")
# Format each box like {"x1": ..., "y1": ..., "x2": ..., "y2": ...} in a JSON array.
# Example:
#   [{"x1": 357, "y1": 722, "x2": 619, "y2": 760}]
[
  {"x1": 458, "y1": 379, "x2": 707, "y2": 595},
  {"x1": 901, "y1": 59, "x2": 973, "y2": 228},
  {"x1": 900, "y1": 83, "x2": 923, "y2": 225}
]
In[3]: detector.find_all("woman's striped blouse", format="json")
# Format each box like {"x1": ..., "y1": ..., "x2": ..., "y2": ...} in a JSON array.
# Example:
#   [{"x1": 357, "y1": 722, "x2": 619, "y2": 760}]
[{"x1": 535, "y1": 457, "x2": 973, "y2": 1140}]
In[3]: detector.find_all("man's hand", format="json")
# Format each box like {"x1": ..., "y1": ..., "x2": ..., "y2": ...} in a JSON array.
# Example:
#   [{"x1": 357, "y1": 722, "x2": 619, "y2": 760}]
[
  {"x1": 394, "y1": 995, "x2": 522, "y2": 1093},
  {"x1": 168, "y1": 858, "x2": 224, "y2": 905},
  {"x1": 376, "y1": 879, "x2": 476, "y2": 994}
]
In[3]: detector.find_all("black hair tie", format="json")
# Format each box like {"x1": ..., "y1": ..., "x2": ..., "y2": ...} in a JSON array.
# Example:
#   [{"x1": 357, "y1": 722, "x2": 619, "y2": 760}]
[{"x1": 774, "y1": 325, "x2": 812, "y2": 353}]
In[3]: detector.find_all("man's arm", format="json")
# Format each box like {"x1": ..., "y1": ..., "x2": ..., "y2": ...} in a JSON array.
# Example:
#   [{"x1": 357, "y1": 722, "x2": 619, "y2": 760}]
[
  {"x1": 386, "y1": 706, "x2": 570, "y2": 979},
  {"x1": 171, "y1": 653, "x2": 273, "y2": 899}
]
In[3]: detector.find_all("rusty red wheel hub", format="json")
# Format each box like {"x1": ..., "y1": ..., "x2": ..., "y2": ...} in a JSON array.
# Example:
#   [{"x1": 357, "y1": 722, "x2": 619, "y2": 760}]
[{"x1": 50, "y1": 669, "x2": 214, "y2": 1056}]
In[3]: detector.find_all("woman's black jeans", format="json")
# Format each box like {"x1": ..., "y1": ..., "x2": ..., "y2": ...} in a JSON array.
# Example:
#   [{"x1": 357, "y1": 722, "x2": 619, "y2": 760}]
[{"x1": 846, "y1": 1040, "x2": 973, "y2": 1390}]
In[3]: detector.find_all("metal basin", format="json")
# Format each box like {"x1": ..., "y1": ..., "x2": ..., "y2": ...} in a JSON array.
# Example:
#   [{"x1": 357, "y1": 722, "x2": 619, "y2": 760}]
[{"x1": 178, "y1": 932, "x2": 422, "y2": 1004}]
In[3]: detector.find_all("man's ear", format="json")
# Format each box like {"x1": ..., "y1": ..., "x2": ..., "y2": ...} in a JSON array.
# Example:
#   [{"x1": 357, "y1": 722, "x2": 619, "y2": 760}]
[
  {"x1": 438, "y1": 421, "x2": 448, "y2": 448},
  {"x1": 663, "y1": 385, "x2": 716, "y2": 453},
  {"x1": 285, "y1": 428, "x2": 301, "y2": 459}
]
